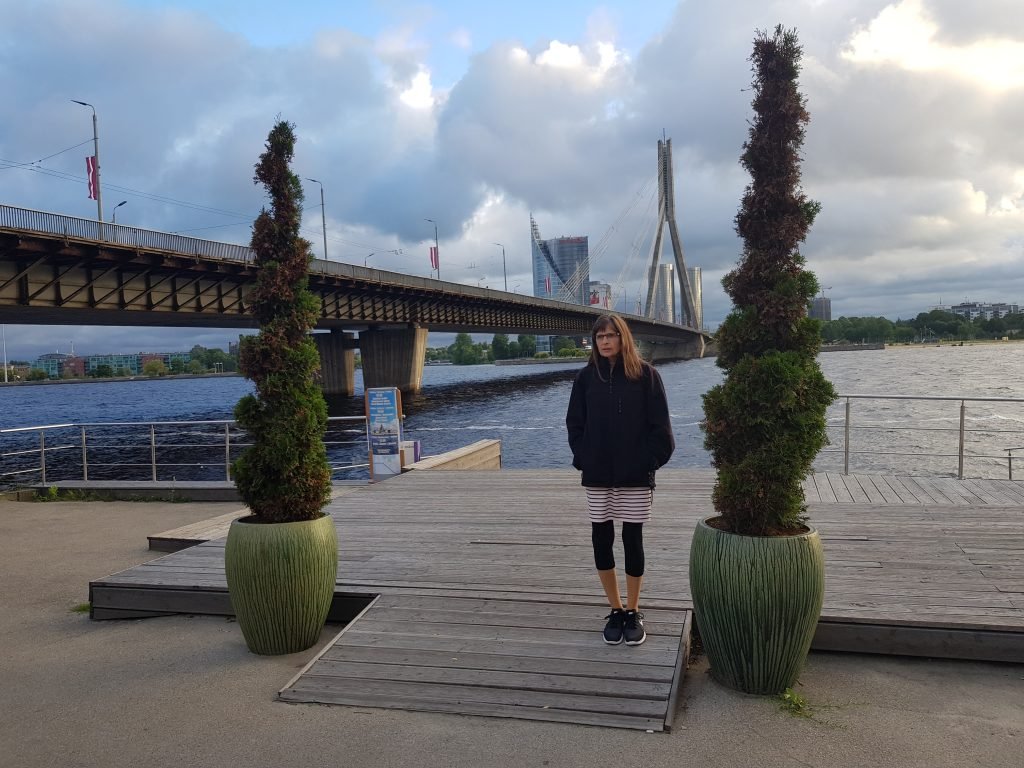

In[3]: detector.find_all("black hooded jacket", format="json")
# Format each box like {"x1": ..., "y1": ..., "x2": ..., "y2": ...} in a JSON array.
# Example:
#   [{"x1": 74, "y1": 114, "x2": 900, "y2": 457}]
[{"x1": 565, "y1": 357, "x2": 675, "y2": 488}]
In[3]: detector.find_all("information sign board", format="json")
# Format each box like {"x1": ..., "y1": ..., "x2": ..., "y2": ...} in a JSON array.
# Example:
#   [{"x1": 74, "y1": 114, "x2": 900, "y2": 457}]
[{"x1": 365, "y1": 387, "x2": 403, "y2": 479}]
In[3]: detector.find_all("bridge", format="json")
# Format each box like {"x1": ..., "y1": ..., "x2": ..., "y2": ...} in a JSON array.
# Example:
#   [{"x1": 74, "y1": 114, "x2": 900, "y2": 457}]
[{"x1": 0, "y1": 204, "x2": 708, "y2": 394}]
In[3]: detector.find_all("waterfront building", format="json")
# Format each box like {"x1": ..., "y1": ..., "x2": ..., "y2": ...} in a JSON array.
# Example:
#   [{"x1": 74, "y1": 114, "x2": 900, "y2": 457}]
[
  {"x1": 653, "y1": 263, "x2": 676, "y2": 323},
  {"x1": 810, "y1": 296, "x2": 832, "y2": 321},
  {"x1": 950, "y1": 301, "x2": 1020, "y2": 321},
  {"x1": 29, "y1": 351, "x2": 192, "y2": 378},
  {"x1": 530, "y1": 216, "x2": 589, "y2": 305},
  {"x1": 531, "y1": 215, "x2": 590, "y2": 354},
  {"x1": 687, "y1": 267, "x2": 704, "y2": 330},
  {"x1": 30, "y1": 353, "x2": 79, "y2": 378},
  {"x1": 87, "y1": 353, "x2": 143, "y2": 376}
]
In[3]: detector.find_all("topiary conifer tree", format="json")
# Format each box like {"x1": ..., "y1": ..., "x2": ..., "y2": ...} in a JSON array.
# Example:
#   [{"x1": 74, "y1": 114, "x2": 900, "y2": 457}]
[
  {"x1": 702, "y1": 26, "x2": 836, "y2": 536},
  {"x1": 233, "y1": 120, "x2": 331, "y2": 522}
]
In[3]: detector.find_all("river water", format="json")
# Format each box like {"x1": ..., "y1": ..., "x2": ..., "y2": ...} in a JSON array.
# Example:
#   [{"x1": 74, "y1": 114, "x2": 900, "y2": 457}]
[{"x1": 2, "y1": 343, "x2": 1023, "y2": 483}]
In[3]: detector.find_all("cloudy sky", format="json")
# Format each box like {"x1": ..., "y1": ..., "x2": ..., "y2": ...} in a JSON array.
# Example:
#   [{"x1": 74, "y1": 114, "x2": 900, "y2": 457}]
[{"x1": 1, "y1": 0, "x2": 1022, "y2": 360}]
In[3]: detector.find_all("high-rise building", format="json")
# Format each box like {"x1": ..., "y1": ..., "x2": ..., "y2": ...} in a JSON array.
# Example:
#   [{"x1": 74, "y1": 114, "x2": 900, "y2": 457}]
[
  {"x1": 809, "y1": 296, "x2": 832, "y2": 321},
  {"x1": 530, "y1": 216, "x2": 589, "y2": 306},
  {"x1": 653, "y1": 263, "x2": 675, "y2": 323},
  {"x1": 687, "y1": 267, "x2": 703, "y2": 330}
]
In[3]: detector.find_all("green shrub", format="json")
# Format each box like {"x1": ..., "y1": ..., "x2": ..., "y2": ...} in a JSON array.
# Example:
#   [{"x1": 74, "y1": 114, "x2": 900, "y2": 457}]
[
  {"x1": 232, "y1": 121, "x2": 331, "y2": 524},
  {"x1": 701, "y1": 27, "x2": 836, "y2": 536}
]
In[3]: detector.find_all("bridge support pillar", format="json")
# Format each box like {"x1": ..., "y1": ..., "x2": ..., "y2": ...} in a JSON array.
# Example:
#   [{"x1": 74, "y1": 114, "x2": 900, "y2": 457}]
[
  {"x1": 313, "y1": 330, "x2": 357, "y2": 396},
  {"x1": 639, "y1": 335, "x2": 706, "y2": 363},
  {"x1": 360, "y1": 327, "x2": 429, "y2": 394}
]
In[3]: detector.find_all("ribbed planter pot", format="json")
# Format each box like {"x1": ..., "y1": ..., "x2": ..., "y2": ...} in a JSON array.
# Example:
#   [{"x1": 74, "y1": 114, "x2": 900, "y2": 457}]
[
  {"x1": 689, "y1": 516, "x2": 825, "y2": 694},
  {"x1": 225, "y1": 514, "x2": 338, "y2": 656}
]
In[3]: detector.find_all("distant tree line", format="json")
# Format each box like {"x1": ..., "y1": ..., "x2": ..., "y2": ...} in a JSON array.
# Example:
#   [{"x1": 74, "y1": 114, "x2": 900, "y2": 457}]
[
  {"x1": 821, "y1": 310, "x2": 1024, "y2": 344},
  {"x1": 426, "y1": 334, "x2": 549, "y2": 365}
]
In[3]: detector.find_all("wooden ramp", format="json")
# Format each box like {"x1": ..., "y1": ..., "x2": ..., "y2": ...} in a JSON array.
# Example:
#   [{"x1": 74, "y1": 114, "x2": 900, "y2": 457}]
[{"x1": 281, "y1": 594, "x2": 690, "y2": 731}]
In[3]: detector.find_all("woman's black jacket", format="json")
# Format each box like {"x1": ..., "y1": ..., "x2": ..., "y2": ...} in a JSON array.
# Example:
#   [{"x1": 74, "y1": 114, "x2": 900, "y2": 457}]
[{"x1": 565, "y1": 357, "x2": 675, "y2": 488}]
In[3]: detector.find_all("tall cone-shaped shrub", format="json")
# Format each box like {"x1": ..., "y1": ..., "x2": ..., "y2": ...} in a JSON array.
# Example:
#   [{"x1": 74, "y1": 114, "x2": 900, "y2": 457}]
[
  {"x1": 701, "y1": 26, "x2": 836, "y2": 536},
  {"x1": 233, "y1": 121, "x2": 331, "y2": 522}
]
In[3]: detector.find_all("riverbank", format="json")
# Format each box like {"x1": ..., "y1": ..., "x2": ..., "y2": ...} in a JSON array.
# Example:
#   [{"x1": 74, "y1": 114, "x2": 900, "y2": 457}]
[
  {"x1": 0, "y1": 372, "x2": 242, "y2": 387},
  {"x1": 494, "y1": 356, "x2": 585, "y2": 365}
]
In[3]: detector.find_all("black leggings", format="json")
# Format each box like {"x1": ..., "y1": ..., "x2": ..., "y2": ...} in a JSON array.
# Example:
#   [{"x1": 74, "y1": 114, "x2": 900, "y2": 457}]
[{"x1": 591, "y1": 521, "x2": 645, "y2": 577}]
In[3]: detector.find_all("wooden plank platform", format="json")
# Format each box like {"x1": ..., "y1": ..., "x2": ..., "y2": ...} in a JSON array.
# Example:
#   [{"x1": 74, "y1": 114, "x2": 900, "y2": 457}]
[
  {"x1": 147, "y1": 485, "x2": 364, "y2": 551},
  {"x1": 90, "y1": 469, "x2": 1024, "y2": 729},
  {"x1": 281, "y1": 594, "x2": 690, "y2": 731}
]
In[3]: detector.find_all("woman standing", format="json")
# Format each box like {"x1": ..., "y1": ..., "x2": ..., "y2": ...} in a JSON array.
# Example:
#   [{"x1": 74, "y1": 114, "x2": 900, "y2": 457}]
[{"x1": 566, "y1": 314, "x2": 675, "y2": 645}]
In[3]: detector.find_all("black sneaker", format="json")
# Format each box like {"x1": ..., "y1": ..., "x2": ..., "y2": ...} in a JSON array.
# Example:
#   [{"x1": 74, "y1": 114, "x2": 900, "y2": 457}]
[
  {"x1": 603, "y1": 608, "x2": 626, "y2": 645},
  {"x1": 623, "y1": 610, "x2": 646, "y2": 645}
]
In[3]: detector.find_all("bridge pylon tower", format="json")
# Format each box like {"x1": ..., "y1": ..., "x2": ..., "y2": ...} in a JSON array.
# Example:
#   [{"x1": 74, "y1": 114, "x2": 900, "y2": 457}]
[{"x1": 643, "y1": 138, "x2": 697, "y2": 328}]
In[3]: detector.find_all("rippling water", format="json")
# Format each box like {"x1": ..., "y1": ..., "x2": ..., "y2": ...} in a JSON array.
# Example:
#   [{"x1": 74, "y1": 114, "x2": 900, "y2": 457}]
[{"x1": 3, "y1": 343, "x2": 1023, "y2": 482}]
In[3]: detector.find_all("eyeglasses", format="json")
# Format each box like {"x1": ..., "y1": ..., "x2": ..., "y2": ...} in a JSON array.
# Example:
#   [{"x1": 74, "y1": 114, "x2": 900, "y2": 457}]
[{"x1": 595, "y1": 332, "x2": 621, "y2": 341}]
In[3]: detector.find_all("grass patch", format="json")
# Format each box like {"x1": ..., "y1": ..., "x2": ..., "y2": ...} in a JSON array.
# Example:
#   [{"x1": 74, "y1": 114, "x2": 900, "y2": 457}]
[
  {"x1": 71, "y1": 602, "x2": 91, "y2": 614},
  {"x1": 32, "y1": 487, "x2": 192, "y2": 503},
  {"x1": 779, "y1": 688, "x2": 812, "y2": 718}
]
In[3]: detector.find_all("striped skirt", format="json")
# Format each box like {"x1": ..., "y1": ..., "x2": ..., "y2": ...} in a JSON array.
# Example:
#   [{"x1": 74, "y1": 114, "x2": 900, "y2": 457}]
[{"x1": 585, "y1": 487, "x2": 653, "y2": 524}]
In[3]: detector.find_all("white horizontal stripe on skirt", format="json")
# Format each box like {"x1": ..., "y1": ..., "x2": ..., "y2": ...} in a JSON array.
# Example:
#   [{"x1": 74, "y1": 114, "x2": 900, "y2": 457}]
[{"x1": 585, "y1": 487, "x2": 653, "y2": 524}]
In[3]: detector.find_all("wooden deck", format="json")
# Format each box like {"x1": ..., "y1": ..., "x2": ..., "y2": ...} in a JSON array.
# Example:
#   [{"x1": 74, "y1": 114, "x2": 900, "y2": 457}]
[{"x1": 90, "y1": 469, "x2": 1024, "y2": 730}]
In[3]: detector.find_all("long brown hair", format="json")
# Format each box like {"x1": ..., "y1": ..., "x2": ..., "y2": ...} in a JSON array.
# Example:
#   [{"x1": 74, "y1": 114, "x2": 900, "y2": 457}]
[{"x1": 589, "y1": 314, "x2": 643, "y2": 381}]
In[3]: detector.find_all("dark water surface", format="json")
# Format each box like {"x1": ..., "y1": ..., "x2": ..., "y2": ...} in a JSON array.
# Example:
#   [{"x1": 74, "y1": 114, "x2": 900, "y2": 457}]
[{"x1": 3, "y1": 344, "x2": 1023, "y2": 481}]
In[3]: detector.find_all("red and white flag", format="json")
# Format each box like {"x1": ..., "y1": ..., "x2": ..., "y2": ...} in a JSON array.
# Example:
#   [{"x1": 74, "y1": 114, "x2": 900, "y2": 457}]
[
  {"x1": 429, "y1": 246, "x2": 439, "y2": 270},
  {"x1": 85, "y1": 156, "x2": 98, "y2": 200},
  {"x1": 545, "y1": 275, "x2": 552, "y2": 295}
]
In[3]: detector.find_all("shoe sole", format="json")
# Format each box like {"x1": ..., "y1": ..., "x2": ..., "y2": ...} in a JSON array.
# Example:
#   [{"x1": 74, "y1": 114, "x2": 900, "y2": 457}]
[
  {"x1": 624, "y1": 634, "x2": 646, "y2": 646},
  {"x1": 603, "y1": 636, "x2": 624, "y2": 645}
]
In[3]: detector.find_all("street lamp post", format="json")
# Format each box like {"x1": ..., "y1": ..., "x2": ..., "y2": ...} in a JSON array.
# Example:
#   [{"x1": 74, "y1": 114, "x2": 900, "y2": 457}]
[
  {"x1": 425, "y1": 218, "x2": 439, "y2": 280},
  {"x1": 365, "y1": 249, "x2": 401, "y2": 267},
  {"x1": 492, "y1": 242, "x2": 508, "y2": 291},
  {"x1": 111, "y1": 200, "x2": 127, "y2": 224},
  {"x1": 305, "y1": 178, "x2": 328, "y2": 260},
  {"x1": 71, "y1": 100, "x2": 103, "y2": 223}
]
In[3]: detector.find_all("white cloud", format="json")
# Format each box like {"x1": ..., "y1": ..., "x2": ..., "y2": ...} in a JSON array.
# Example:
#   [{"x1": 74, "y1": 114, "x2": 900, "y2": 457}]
[
  {"x1": 844, "y1": 0, "x2": 1024, "y2": 91},
  {"x1": 399, "y1": 69, "x2": 436, "y2": 109},
  {"x1": 1, "y1": 0, "x2": 1023, "y2": 357}
]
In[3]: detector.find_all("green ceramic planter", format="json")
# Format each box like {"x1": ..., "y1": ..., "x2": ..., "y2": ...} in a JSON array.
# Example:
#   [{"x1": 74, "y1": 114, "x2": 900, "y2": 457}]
[
  {"x1": 225, "y1": 514, "x2": 338, "y2": 655},
  {"x1": 689, "y1": 516, "x2": 825, "y2": 694}
]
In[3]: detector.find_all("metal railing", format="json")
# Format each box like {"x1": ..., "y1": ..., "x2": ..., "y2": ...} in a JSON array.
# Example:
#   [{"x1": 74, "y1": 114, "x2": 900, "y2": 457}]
[
  {"x1": 820, "y1": 394, "x2": 1024, "y2": 480},
  {"x1": 0, "y1": 416, "x2": 370, "y2": 489},
  {"x1": 0, "y1": 204, "x2": 256, "y2": 264}
]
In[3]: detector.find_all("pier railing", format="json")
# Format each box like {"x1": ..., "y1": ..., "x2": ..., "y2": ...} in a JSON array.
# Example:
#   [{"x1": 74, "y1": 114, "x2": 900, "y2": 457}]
[
  {"x1": 4, "y1": 394, "x2": 1024, "y2": 490},
  {"x1": 819, "y1": 394, "x2": 1024, "y2": 480},
  {"x1": 0, "y1": 417, "x2": 369, "y2": 490}
]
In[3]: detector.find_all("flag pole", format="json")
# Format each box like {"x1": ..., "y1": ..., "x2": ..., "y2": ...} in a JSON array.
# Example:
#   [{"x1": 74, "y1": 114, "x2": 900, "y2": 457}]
[
  {"x1": 425, "y1": 218, "x2": 439, "y2": 280},
  {"x1": 72, "y1": 100, "x2": 102, "y2": 223}
]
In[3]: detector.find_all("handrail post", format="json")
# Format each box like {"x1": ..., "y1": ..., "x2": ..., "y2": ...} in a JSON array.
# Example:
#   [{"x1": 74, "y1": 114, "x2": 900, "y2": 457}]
[
  {"x1": 150, "y1": 424, "x2": 157, "y2": 481},
  {"x1": 224, "y1": 423, "x2": 231, "y2": 481},
  {"x1": 81, "y1": 426, "x2": 89, "y2": 482},
  {"x1": 843, "y1": 398, "x2": 851, "y2": 475},
  {"x1": 40, "y1": 430, "x2": 46, "y2": 485},
  {"x1": 957, "y1": 400, "x2": 966, "y2": 480}
]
